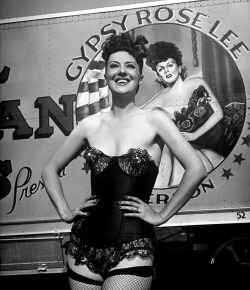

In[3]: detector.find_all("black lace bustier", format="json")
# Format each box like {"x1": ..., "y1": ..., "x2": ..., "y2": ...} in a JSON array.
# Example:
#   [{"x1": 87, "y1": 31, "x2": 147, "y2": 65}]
[
  {"x1": 76, "y1": 147, "x2": 159, "y2": 248},
  {"x1": 174, "y1": 85, "x2": 214, "y2": 133}
]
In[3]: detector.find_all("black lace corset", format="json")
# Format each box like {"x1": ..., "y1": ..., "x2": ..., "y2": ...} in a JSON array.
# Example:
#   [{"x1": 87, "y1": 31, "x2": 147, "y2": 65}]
[{"x1": 80, "y1": 147, "x2": 158, "y2": 248}]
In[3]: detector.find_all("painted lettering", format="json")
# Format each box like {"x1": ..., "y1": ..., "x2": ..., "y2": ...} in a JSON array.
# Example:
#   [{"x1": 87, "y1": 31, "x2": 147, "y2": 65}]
[
  {"x1": 1, "y1": 95, "x2": 76, "y2": 140},
  {"x1": 29, "y1": 181, "x2": 42, "y2": 195},
  {"x1": 7, "y1": 166, "x2": 31, "y2": 214},
  {"x1": 59, "y1": 167, "x2": 67, "y2": 178},
  {"x1": 136, "y1": 9, "x2": 152, "y2": 25},
  {"x1": 0, "y1": 100, "x2": 33, "y2": 140},
  {"x1": 100, "y1": 15, "x2": 128, "y2": 36},
  {"x1": 156, "y1": 194, "x2": 169, "y2": 204},
  {"x1": 6, "y1": 165, "x2": 67, "y2": 214},
  {"x1": 192, "y1": 179, "x2": 215, "y2": 198},
  {"x1": 85, "y1": 35, "x2": 101, "y2": 52},
  {"x1": 208, "y1": 23, "x2": 249, "y2": 60},
  {"x1": 66, "y1": 62, "x2": 83, "y2": 81},
  {"x1": 112, "y1": 15, "x2": 128, "y2": 32},
  {"x1": 237, "y1": 211, "x2": 246, "y2": 220},
  {"x1": 192, "y1": 187, "x2": 201, "y2": 198},
  {"x1": 201, "y1": 179, "x2": 215, "y2": 193},
  {"x1": 73, "y1": 45, "x2": 91, "y2": 63},
  {"x1": 191, "y1": 12, "x2": 207, "y2": 29},
  {"x1": 230, "y1": 41, "x2": 250, "y2": 59},
  {"x1": 220, "y1": 29, "x2": 238, "y2": 48},
  {"x1": 34, "y1": 94, "x2": 76, "y2": 138},
  {"x1": 0, "y1": 160, "x2": 12, "y2": 200},
  {"x1": 154, "y1": 7, "x2": 174, "y2": 22},
  {"x1": 208, "y1": 20, "x2": 220, "y2": 39},
  {"x1": 8, "y1": 167, "x2": 44, "y2": 214},
  {"x1": 176, "y1": 8, "x2": 192, "y2": 24},
  {"x1": 101, "y1": 24, "x2": 117, "y2": 36},
  {"x1": 70, "y1": 35, "x2": 101, "y2": 73}
]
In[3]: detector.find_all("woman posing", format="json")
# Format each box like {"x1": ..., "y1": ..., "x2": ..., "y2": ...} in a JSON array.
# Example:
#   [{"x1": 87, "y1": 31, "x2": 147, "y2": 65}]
[
  {"x1": 145, "y1": 41, "x2": 224, "y2": 187},
  {"x1": 42, "y1": 33, "x2": 207, "y2": 290}
]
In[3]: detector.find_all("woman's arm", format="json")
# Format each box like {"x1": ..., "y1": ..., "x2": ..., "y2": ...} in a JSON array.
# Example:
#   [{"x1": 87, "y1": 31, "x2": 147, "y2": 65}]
[
  {"x1": 42, "y1": 119, "x2": 96, "y2": 223},
  {"x1": 153, "y1": 108, "x2": 207, "y2": 224},
  {"x1": 120, "y1": 108, "x2": 207, "y2": 225}
]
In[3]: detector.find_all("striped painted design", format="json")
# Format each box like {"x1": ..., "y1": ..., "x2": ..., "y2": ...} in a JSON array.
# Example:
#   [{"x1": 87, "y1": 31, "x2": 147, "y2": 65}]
[{"x1": 76, "y1": 54, "x2": 111, "y2": 122}]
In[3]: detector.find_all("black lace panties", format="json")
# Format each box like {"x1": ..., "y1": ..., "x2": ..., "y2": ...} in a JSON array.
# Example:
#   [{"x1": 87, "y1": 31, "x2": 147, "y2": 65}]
[{"x1": 63, "y1": 234, "x2": 155, "y2": 277}]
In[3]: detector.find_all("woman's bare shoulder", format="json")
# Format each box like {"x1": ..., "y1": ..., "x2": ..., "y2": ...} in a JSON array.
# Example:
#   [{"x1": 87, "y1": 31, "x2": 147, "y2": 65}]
[{"x1": 75, "y1": 113, "x2": 104, "y2": 132}]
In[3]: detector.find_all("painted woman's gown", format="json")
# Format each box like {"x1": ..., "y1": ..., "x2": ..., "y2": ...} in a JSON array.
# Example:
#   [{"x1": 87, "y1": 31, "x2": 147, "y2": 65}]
[{"x1": 144, "y1": 85, "x2": 224, "y2": 188}]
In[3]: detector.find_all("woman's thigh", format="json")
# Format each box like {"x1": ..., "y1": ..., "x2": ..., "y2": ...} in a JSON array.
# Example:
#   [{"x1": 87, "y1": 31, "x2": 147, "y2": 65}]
[
  {"x1": 103, "y1": 257, "x2": 154, "y2": 290},
  {"x1": 67, "y1": 254, "x2": 103, "y2": 282}
]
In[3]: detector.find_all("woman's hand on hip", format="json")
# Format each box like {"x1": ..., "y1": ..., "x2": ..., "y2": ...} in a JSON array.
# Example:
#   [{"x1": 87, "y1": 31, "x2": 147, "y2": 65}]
[
  {"x1": 118, "y1": 196, "x2": 164, "y2": 226},
  {"x1": 62, "y1": 195, "x2": 99, "y2": 223}
]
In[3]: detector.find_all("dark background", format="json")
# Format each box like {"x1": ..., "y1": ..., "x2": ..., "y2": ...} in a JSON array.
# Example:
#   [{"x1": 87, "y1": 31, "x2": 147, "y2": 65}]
[{"x1": 1, "y1": 223, "x2": 249, "y2": 289}]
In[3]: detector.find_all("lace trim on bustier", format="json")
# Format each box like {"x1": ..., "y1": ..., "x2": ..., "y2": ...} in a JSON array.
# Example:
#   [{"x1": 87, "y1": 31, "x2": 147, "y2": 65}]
[
  {"x1": 63, "y1": 234, "x2": 155, "y2": 276},
  {"x1": 84, "y1": 147, "x2": 111, "y2": 174},
  {"x1": 83, "y1": 147, "x2": 157, "y2": 176},
  {"x1": 174, "y1": 85, "x2": 214, "y2": 132}
]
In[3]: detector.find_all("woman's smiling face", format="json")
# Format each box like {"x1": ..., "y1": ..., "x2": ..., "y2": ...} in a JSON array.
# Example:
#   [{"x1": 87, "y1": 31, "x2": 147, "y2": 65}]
[
  {"x1": 105, "y1": 51, "x2": 142, "y2": 95},
  {"x1": 156, "y1": 58, "x2": 180, "y2": 86}
]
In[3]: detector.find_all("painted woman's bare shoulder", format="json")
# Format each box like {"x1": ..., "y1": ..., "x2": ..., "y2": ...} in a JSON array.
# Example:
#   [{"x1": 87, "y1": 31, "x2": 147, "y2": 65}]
[
  {"x1": 149, "y1": 106, "x2": 173, "y2": 122},
  {"x1": 141, "y1": 87, "x2": 170, "y2": 108}
]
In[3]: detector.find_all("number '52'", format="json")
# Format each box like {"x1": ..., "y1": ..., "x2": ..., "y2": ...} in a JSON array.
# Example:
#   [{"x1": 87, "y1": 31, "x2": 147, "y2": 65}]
[{"x1": 237, "y1": 211, "x2": 246, "y2": 219}]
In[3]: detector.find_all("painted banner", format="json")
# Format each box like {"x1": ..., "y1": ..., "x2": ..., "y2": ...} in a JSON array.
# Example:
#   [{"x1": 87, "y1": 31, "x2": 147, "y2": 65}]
[{"x1": 0, "y1": 0, "x2": 249, "y2": 235}]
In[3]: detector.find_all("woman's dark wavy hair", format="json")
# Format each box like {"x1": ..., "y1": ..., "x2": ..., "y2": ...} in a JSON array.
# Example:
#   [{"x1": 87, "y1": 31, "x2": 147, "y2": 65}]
[
  {"x1": 146, "y1": 41, "x2": 187, "y2": 81},
  {"x1": 146, "y1": 41, "x2": 183, "y2": 71},
  {"x1": 101, "y1": 32, "x2": 148, "y2": 74}
]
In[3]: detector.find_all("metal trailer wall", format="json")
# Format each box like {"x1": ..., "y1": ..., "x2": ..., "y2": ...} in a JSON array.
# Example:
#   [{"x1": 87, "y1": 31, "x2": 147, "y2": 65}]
[
  {"x1": 0, "y1": 0, "x2": 164, "y2": 20},
  {"x1": 0, "y1": 0, "x2": 249, "y2": 275}
]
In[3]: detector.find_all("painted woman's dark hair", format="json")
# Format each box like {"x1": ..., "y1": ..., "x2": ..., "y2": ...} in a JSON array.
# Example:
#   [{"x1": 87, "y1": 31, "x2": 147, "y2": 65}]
[
  {"x1": 146, "y1": 41, "x2": 183, "y2": 71},
  {"x1": 102, "y1": 32, "x2": 148, "y2": 74},
  {"x1": 146, "y1": 41, "x2": 187, "y2": 82}
]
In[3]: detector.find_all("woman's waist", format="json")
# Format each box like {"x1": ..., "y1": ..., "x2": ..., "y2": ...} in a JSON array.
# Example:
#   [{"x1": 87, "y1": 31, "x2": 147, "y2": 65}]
[
  {"x1": 91, "y1": 174, "x2": 155, "y2": 201},
  {"x1": 72, "y1": 216, "x2": 154, "y2": 247},
  {"x1": 91, "y1": 191, "x2": 151, "y2": 204}
]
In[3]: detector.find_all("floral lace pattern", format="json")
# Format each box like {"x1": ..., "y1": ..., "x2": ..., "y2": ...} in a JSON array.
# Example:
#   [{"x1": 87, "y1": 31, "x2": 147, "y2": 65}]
[
  {"x1": 83, "y1": 147, "x2": 111, "y2": 174},
  {"x1": 174, "y1": 85, "x2": 214, "y2": 132},
  {"x1": 83, "y1": 147, "x2": 157, "y2": 176},
  {"x1": 63, "y1": 235, "x2": 155, "y2": 276}
]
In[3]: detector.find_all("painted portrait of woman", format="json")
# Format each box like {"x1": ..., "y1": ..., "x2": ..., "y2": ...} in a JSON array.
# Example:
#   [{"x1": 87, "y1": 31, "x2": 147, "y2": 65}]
[
  {"x1": 136, "y1": 24, "x2": 245, "y2": 188},
  {"x1": 76, "y1": 24, "x2": 246, "y2": 189}
]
